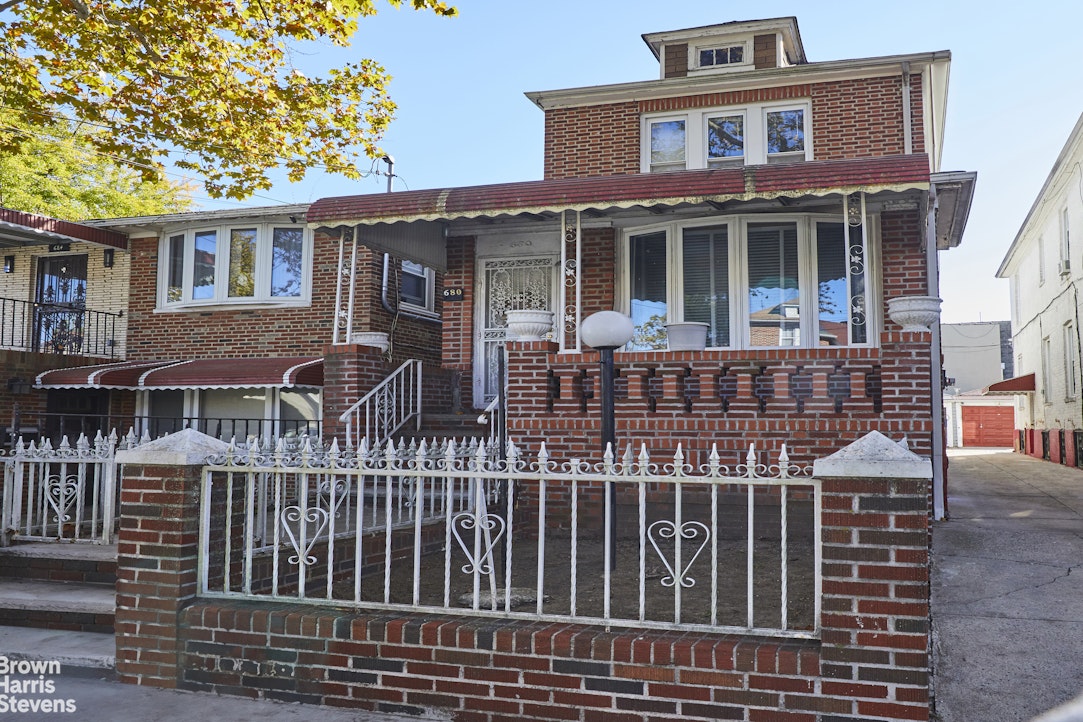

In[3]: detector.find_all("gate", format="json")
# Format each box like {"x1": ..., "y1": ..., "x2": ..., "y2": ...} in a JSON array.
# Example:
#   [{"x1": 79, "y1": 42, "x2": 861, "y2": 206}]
[{"x1": 1, "y1": 431, "x2": 128, "y2": 545}]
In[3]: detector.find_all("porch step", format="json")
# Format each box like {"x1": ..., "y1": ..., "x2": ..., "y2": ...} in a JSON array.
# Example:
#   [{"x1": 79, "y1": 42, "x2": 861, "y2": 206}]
[
  {"x1": 0, "y1": 578, "x2": 115, "y2": 634},
  {"x1": 0, "y1": 624, "x2": 115, "y2": 670},
  {"x1": 0, "y1": 542, "x2": 117, "y2": 585}
]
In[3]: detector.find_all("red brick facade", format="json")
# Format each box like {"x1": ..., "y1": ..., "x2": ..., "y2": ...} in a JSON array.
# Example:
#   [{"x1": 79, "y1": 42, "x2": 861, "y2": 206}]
[{"x1": 542, "y1": 76, "x2": 925, "y2": 180}]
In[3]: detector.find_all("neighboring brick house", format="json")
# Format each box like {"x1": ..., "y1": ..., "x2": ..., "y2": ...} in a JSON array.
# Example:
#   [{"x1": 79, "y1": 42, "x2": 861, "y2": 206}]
[
  {"x1": 307, "y1": 16, "x2": 975, "y2": 519},
  {"x1": 996, "y1": 111, "x2": 1083, "y2": 465},
  {"x1": 0, "y1": 209, "x2": 131, "y2": 440},
  {"x1": 29, "y1": 204, "x2": 449, "y2": 443}
]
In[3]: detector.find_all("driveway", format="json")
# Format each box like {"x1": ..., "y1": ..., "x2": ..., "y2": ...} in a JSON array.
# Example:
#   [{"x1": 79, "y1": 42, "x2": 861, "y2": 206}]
[{"x1": 933, "y1": 449, "x2": 1083, "y2": 721}]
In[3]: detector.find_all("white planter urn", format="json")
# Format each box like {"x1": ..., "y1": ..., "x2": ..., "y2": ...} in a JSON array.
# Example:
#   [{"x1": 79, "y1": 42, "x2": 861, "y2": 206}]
[
  {"x1": 886, "y1": 296, "x2": 942, "y2": 333},
  {"x1": 350, "y1": 331, "x2": 390, "y2": 352},
  {"x1": 506, "y1": 309, "x2": 554, "y2": 341},
  {"x1": 665, "y1": 322, "x2": 709, "y2": 351}
]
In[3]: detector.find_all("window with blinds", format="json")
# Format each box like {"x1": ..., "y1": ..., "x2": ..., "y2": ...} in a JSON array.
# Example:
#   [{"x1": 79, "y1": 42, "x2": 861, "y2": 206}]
[{"x1": 682, "y1": 226, "x2": 730, "y2": 347}]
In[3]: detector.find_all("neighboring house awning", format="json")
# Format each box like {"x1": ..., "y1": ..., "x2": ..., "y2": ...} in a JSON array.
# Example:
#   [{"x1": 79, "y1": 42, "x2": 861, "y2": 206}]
[
  {"x1": 0, "y1": 208, "x2": 128, "y2": 250},
  {"x1": 982, "y1": 373, "x2": 1036, "y2": 395},
  {"x1": 307, "y1": 154, "x2": 932, "y2": 227},
  {"x1": 36, "y1": 357, "x2": 323, "y2": 390}
]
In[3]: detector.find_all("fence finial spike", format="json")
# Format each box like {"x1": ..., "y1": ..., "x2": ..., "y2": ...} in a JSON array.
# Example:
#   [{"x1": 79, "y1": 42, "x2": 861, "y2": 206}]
[
  {"x1": 417, "y1": 437, "x2": 429, "y2": 456},
  {"x1": 779, "y1": 444, "x2": 790, "y2": 463},
  {"x1": 746, "y1": 443, "x2": 756, "y2": 466},
  {"x1": 384, "y1": 438, "x2": 397, "y2": 457},
  {"x1": 357, "y1": 436, "x2": 368, "y2": 456},
  {"x1": 537, "y1": 441, "x2": 549, "y2": 466}
]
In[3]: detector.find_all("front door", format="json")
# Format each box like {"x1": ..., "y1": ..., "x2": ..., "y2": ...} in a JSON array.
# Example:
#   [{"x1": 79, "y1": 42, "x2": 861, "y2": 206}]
[
  {"x1": 35, "y1": 254, "x2": 88, "y2": 354},
  {"x1": 475, "y1": 256, "x2": 558, "y2": 407}
]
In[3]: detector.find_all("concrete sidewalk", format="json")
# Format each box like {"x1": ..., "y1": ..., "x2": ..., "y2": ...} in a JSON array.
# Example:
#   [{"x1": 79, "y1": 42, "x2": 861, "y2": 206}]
[{"x1": 933, "y1": 449, "x2": 1083, "y2": 722}]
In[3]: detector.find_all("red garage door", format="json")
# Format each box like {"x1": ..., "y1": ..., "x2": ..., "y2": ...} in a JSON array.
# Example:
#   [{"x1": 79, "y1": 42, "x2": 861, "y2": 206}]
[{"x1": 961, "y1": 406, "x2": 1016, "y2": 447}]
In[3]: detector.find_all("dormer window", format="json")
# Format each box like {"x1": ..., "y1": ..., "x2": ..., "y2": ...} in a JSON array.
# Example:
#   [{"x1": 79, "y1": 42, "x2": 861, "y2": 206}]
[{"x1": 698, "y1": 44, "x2": 745, "y2": 68}]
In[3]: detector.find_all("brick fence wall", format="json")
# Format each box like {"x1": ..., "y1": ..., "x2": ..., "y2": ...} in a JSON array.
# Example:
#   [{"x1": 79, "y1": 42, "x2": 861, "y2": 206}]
[{"x1": 113, "y1": 430, "x2": 933, "y2": 721}]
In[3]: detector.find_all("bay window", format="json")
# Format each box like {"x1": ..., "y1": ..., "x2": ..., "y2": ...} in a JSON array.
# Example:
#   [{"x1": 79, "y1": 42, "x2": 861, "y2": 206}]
[
  {"x1": 623, "y1": 213, "x2": 873, "y2": 350},
  {"x1": 159, "y1": 223, "x2": 310, "y2": 308}
]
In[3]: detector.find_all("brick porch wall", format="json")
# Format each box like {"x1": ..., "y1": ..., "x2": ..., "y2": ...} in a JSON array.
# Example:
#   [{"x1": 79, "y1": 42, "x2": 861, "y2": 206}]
[{"x1": 114, "y1": 434, "x2": 932, "y2": 722}]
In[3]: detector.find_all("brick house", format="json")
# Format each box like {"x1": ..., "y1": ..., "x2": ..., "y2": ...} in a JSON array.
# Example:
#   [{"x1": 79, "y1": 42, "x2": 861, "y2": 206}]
[
  {"x1": 303, "y1": 16, "x2": 975, "y2": 518},
  {"x1": 16, "y1": 17, "x2": 973, "y2": 517},
  {"x1": 2, "y1": 17, "x2": 979, "y2": 722}
]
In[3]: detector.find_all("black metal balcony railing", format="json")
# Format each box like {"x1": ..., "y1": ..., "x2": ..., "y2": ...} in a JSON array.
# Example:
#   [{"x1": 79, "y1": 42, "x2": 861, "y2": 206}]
[
  {"x1": 0, "y1": 296, "x2": 122, "y2": 358},
  {"x1": 5, "y1": 412, "x2": 321, "y2": 448}
]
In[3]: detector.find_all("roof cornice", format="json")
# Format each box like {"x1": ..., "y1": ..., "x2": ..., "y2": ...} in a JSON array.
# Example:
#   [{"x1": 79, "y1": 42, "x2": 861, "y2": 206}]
[
  {"x1": 997, "y1": 111, "x2": 1083, "y2": 277},
  {"x1": 526, "y1": 51, "x2": 951, "y2": 110}
]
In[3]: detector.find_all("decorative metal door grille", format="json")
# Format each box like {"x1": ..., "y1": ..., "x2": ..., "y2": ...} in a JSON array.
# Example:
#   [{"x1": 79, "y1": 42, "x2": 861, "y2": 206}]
[
  {"x1": 34, "y1": 255, "x2": 88, "y2": 354},
  {"x1": 478, "y1": 257, "x2": 556, "y2": 403}
]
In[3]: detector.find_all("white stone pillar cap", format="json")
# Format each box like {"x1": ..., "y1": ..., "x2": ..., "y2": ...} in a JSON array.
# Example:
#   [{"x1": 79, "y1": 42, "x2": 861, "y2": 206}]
[
  {"x1": 115, "y1": 428, "x2": 230, "y2": 467},
  {"x1": 813, "y1": 430, "x2": 932, "y2": 479}
]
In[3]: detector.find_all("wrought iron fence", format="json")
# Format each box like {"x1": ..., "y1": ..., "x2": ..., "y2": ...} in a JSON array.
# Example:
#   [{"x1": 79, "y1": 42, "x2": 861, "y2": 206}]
[
  {"x1": 198, "y1": 439, "x2": 821, "y2": 638},
  {"x1": 0, "y1": 296, "x2": 122, "y2": 358},
  {"x1": 340, "y1": 359, "x2": 422, "y2": 449},
  {"x1": 0, "y1": 430, "x2": 142, "y2": 545}
]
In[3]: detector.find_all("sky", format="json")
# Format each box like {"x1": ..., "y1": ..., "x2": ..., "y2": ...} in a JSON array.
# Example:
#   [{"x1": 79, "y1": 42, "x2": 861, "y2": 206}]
[{"x1": 199, "y1": 0, "x2": 1083, "y2": 325}]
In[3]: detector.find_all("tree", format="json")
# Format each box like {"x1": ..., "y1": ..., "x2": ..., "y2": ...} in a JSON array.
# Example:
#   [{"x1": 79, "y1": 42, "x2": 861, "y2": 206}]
[
  {"x1": 0, "y1": 113, "x2": 193, "y2": 219},
  {"x1": 0, "y1": 0, "x2": 456, "y2": 199}
]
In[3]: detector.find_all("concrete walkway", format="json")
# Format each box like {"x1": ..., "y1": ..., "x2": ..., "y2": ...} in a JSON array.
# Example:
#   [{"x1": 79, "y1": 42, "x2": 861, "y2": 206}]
[{"x1": 933, "y1": 449, "x2": 1083, "y2": 722}]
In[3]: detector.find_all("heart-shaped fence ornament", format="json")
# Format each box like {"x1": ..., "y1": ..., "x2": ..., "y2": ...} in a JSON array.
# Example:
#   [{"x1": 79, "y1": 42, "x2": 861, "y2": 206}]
[
  {"x1": 46, "y1": 474, "x2": 79, "y2": 525},
  {"x1": 647, "y1": 520, "x2": 711, "y2": 588},
  {"x1": 451, "y1": 511, "x2": 506, "y2": 575},
  {"x1": 280, "y1": 505, "x2": 330, "y2": 567}
]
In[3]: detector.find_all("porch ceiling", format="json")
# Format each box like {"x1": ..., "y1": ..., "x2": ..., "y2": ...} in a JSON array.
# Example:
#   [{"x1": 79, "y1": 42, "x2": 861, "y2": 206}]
[
  {"x1": 307, "y1": 154, "x2": 932, "y2": 228},
  {"x1": 0, "y1": 208, "x2": 127, "y2": 250},
  {"x1": 35, "y1": 357, "x2": 323, "y2": 390}
]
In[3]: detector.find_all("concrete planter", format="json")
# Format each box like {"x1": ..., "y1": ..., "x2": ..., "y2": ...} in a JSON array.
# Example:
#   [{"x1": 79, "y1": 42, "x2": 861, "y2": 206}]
[
  {"x1": 886, "y1": 295, "x2": 942, "y2": 333},
  {"x1": 506, "y1": 309, "x2": 554, "y2": 341},
  {"x1": 665, "y1": 322, "x2": 709, "y2": 351}
]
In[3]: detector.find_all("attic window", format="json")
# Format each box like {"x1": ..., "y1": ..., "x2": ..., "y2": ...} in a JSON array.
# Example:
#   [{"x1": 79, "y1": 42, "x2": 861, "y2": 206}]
[{"x1": 698, "y1": 45, "x2": 744, "y2": 68}]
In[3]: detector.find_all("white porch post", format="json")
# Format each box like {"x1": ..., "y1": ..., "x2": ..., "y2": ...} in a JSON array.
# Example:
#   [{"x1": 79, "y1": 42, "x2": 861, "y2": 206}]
[
  {"x1": 332, "y1": 227, "x2": 358, "y2": 345},
  {"x1": 560, "y1": 209, "x2": 582, "y2": 353}
]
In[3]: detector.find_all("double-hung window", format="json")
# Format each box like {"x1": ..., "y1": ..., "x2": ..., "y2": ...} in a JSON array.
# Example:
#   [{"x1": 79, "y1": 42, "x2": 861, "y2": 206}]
[
  {"x1": 400, "y1": 259, "x2": 436, "y2": 313},
  {"x1": 1065, "y1": 322, "x2": 1079, "y2": 400},
  {"x1": 159, "y1": 223, "x2": 309, "y2": 308},
  {"x1": 643, "y1": 101, "x2": 810, "y2": 172},
  {"x1": 624, "y1": 214, "x2": 872, "y2": 350}
]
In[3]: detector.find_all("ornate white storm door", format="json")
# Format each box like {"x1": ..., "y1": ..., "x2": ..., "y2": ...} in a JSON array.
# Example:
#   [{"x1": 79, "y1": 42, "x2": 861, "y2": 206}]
[{"x1": 475, "y1": 256, "x2": 558, "y2": 406}]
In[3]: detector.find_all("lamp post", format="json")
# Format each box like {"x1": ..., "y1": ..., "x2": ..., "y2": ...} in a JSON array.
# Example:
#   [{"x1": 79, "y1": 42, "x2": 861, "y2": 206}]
[{"x1": 580, "y1": 311, "x2": 635, "y2": 568}]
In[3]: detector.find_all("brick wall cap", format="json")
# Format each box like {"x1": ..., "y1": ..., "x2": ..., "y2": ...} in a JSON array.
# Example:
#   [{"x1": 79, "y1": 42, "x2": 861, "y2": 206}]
[
  {"x1": 813, "y1": 430, "x2": 931, "y2": 479},
  {"x1": 116, "y1": 428, "x2": 229, "y2": 467}
]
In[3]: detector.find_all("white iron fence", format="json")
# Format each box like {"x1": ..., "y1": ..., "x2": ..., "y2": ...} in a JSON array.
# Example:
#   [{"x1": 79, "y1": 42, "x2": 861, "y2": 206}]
[
  {"x1": 198, "y1": 440, "x2": 821, "y2": 638},
  {"x1": 1, "y1": 430, "x2": 144, "y2": 545}
]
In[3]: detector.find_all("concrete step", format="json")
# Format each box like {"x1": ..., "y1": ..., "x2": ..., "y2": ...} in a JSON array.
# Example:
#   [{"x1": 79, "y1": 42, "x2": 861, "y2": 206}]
[
  {"x1": 0, "y1": 542, "x2": 117, "y2": 584},
  {"x1": 0, "y1": 624, "x2": 115, "y2": 670},
  {"x1": 0, "y1": 578, "x2": 115, "y2": 633}
]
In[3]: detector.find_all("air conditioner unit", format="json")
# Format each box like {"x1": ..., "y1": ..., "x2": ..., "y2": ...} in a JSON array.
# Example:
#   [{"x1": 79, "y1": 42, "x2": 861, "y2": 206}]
[{"x1": 1059, "y1": 259, "x2": 1072, "y2": 276}]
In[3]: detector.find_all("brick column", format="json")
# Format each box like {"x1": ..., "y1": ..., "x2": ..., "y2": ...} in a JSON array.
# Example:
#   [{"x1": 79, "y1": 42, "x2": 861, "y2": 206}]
[
  {"x1": 114, "y1": 429, "x2": 229, "y2": 689},
  {"x1": 321, "y1": 342, "x2": 390, "y2": 442},
  {"x1": 813, "y1": 430, "x2": 933, "y2": 721}
]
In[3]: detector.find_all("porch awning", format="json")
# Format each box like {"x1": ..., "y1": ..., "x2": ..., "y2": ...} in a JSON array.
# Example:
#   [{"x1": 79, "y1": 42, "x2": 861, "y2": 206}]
[
  {"x1": 0, "y1": 208, "x2": 128, "y2": 250},
  {"x1": 307, "y1": 154, "x2": 933, "y2": 228},
  {"x1": 35, "y1": 357, "x2": 323, "y2": 390},
  {"x1": 982, "y1": 373, "x2": 1036, "y2": 395}
]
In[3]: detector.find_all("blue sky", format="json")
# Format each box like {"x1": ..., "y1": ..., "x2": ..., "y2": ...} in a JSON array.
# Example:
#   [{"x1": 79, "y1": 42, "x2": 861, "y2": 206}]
[{"x1": 205, "y1": 0, "x2": 1083, "y2": 324}]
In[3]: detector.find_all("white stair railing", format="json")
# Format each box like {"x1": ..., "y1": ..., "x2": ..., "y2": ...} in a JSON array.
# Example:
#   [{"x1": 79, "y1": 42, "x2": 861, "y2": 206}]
[{"x1": 339, "y1": 359, "x2": 422, "y2": 449}]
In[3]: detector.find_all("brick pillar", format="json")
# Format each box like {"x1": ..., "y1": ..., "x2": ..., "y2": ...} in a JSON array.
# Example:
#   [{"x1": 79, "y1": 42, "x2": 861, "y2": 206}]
[
  {"x1": 114, "y1": 429, "x2": 229, "y2": 688},
  {"x1": 813, "y1": 430, "x2": 932, "y2": 721},
  {"x1": 321, "y1": 342, "x2": 391, "y2": 443},
  {"x1": 505, "y1": 340, "x2": 559, "y2": 448}
]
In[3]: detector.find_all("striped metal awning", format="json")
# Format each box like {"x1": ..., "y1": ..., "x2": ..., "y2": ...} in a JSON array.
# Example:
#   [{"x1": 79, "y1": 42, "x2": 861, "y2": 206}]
[{"x1": 36, "y1": 357, "x2": 323, "y2": 390}]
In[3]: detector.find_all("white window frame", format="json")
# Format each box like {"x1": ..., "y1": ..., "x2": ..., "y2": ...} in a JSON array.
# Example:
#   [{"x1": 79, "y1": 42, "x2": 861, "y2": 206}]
[
  {"x1": 764, "y1": 103, "x2": 810, "y2": 164},
  {"x1": 705, "y1": 110, "x2": 747, "y2": 168},
  {"x1": 618, "y1": 212, "x2": 878, "y2": 350},
  {"x1": 693, "y1": 42, "x2": 750, "y2": 70},
  {"x1": 1065, "y1": 321, "x2": 1079, "y2": 400},
  {"x1": 1042, "y1": 335, "x2": 1053, "y2": 403},
  {"x1": 641, "y1": 101, "x2": 812, "y2": 173},
  {"x1": 1038, "y1": 234, "x2": 1047, "y2": 285},
  {"x1": 645, "y1": 115, "x2": 688, "y2": 173},
  {"x1": 1060, "y1": 207, "x2": 1071, "y2": 276},
  {"x1": 399, "y1": 259, "x2": 437, "y2": 314},
  {"x1": 156, "y1": 223, "x2": 312, "y2": 310}
]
